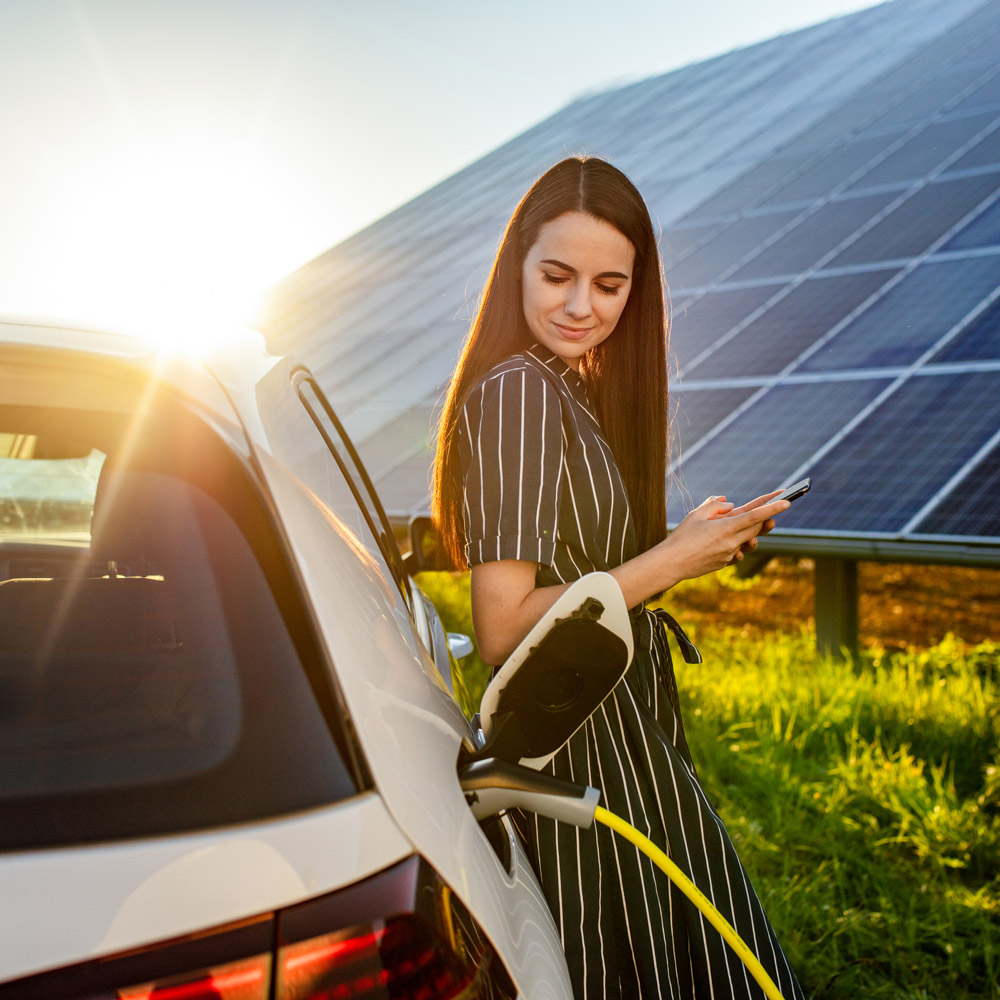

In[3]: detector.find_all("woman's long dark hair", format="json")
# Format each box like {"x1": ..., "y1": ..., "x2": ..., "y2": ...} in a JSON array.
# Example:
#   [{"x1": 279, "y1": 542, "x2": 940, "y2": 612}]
[{"x1": 432, "y1": 156, "x2": 669, "y2": 569}]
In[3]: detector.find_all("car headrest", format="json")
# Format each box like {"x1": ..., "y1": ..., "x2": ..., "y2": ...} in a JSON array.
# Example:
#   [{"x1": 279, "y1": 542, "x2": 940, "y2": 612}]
[{"x1": 90, "y1": 466, "x2": 199, "y2": 571}]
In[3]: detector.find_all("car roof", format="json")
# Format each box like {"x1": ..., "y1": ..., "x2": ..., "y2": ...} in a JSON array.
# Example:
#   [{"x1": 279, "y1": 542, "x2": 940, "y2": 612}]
[{"x1": 0, "y1": 316, "x2": 280, "y2": 454}]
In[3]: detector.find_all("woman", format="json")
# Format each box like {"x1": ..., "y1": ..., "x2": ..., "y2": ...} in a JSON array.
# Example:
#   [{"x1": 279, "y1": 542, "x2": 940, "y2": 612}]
[{"x1": 432, "y1": 157, "x2": 804, "y2": 1000}]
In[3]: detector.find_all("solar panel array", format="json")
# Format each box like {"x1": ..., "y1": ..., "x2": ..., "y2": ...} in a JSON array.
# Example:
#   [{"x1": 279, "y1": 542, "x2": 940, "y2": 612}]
[{"x1": 257, "y1": 0, "x2": 1000, "y2": 560}]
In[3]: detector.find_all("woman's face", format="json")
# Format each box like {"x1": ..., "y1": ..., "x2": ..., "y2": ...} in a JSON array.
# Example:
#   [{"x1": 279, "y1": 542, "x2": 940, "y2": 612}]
[{"x1": 521, "y1": 211, "x2": 635, "y2": 372}]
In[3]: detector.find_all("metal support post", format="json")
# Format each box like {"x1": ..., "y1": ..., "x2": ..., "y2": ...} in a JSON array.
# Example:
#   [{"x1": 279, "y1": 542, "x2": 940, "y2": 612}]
[{"x1": 814, "y1": 557, "x2": 858, "y2": 661}]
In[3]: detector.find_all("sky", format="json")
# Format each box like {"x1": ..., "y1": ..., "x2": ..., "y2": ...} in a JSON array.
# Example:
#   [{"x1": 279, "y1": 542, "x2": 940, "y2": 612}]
[{"x1": 0, "y1": 0, "x2": 883, "y2": 339}]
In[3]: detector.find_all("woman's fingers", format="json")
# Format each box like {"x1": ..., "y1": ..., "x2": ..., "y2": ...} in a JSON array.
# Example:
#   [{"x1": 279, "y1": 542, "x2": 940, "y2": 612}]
[
  {"x1": 697, "y1": 496, "x2": 735, "y2": 519},
  {"x1": 724, "y1": 490, "x2": 784, "y2": 517},
  {"x1": 738, "y1": 498, "x2": 789, "y2": 529}
]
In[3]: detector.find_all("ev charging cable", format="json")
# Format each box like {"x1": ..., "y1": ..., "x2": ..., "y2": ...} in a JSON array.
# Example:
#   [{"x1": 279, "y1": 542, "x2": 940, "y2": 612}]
[
  {"x1": 461, "y1": 758, "x2": 787, "y2": 1000},
  {"x1": 593, "y1": 805, "x2": 785, "y2": 1000}
]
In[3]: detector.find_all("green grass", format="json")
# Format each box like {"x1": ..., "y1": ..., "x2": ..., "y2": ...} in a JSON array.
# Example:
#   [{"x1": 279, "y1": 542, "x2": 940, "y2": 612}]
[{"x1": 416, "y1": 571, "x2": 1000, "y2": 998}]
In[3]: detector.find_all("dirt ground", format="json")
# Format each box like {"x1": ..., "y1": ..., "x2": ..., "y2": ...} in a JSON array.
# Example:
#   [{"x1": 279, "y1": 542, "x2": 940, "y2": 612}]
[{"x1": 669, "y1": 559, "x2": 1000, "y2": 651}]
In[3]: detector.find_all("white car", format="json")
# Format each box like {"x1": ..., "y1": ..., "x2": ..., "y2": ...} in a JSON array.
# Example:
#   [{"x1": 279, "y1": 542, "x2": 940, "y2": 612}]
[{"x1": 0, "y1": 319, "x2": 573, "y2": 1000}]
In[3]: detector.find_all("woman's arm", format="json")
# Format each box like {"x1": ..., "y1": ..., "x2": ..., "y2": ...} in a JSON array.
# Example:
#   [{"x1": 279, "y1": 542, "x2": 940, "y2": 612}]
[{"x1": 471, "y1": 491, "x2": 790, "y2": 665}]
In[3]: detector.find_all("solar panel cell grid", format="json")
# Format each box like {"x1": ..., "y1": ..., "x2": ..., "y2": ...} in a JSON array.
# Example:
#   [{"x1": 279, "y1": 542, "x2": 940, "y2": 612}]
[
  {"x1": 325, "y1": 326, "x2": 416, "y2": 393},
  {"x1": 688, "y1": 270, "x2": 897, "y2": 378},
  {"x1": 666, "y1": 210, "x2": 800, "y2": 289},
  {"x1": 669, "y1": 284, "x2": 783, "y2": 370},
  {"x1": 942, "y1": 191, "x2": 1000, "y2": 249},
  {"x1": 356, "y1": 405, "x2": 436, "y2": 483},
  {"x1": 759, "y1": 134, "x2": 895, "y2": 207},
  {"x1": 866, "y1": 65, "x2": 993, "y2": 129},
  {"x1": 915, "y1": 439, "x2": 1000, "y2": 537},
  {"x1": 827, "y1": 172, "x2": 1000, "y2": 265},
  {"x1": 955, "y1": 71, "x2": 1000, "y2": 113},
  {"x1": 666, "y1": 378, "x2": 891, "y2": 523},
  {"x1": 779, "y1": 370, "x2": 1000, "y2": 533},
  {"x1": 730, "y1": 190, "x2": 898, "y2": 280},
  {"x1": 331, "y1": 322, "x2": 466, "y2": 416},
  {"x1": 931, "y1": 295, "x2": 1000, "y2": 362},
  {"x1": 668, "y1": 386, "x2": 760, "y2": 461},
  {"x1": 370, "y1": 453, "x2": 433, "y2": 517},
  {"x1": 680, "y1": 151, "x2": 816, "y2": 220},
  {"x1": 662, "y1": 224, "x2": 725, "y2": 266},
  {"x1": 949, "y1": 125, "x2": 1000, "y2": 170},
  {"x1": 790, "y1": 89, "x2": 903, "y2": 147},
  {"x1": 848, "y1": 112, "x2": 999, "y2": 189},
  {"x1": 801, "y1": 256, "x2": 1000, "y2": 371}
]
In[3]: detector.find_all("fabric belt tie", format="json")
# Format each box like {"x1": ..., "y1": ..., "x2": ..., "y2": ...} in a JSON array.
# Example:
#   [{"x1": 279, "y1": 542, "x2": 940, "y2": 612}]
[{"x1": 630, "y1": 605, "x2": 703, "y2": 664}]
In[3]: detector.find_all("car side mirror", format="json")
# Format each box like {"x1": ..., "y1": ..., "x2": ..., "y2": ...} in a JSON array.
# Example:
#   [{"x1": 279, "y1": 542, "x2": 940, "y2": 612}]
[
  {"x1": 404, "y1": 515, "x2": 447, "y2": 573},
  {"x1": 471, "y1": 572, "x2": 633, "y2": 770}
]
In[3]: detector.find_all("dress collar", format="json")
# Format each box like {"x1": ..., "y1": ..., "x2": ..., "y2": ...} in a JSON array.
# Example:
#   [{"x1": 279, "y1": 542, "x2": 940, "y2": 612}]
[{"x1": 525, "y1": 342, "x2": 586, "y2": 390}]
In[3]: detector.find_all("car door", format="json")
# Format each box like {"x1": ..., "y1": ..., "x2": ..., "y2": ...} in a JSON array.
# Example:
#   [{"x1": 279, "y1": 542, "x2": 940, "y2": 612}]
[{"x1": 240, "y1": 356, "x2": 573, "y2": 998}]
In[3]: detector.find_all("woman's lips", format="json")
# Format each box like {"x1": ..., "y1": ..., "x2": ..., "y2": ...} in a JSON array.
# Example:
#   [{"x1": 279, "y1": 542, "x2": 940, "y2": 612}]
[{"x1": 554, "y1": 323, "x2": 593, "y2": 342}]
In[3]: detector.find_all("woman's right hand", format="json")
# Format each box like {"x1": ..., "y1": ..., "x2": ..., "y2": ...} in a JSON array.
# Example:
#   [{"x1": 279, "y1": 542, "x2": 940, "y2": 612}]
[{"x1": 653, "y1": 493, "x2": 790, "y2": 583}]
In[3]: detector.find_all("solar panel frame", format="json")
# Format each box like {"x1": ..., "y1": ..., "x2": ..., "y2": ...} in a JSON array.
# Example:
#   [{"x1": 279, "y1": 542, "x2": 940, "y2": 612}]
[
  {"x1": 678, "y1": 150, "x2": 818, "y2": 220},
  {"x1": 864, "y1": 63, "x2": 995, "y2": 129},
  {"x1": 954, "y1": 70, "x2": 1000, "y2": 113}
]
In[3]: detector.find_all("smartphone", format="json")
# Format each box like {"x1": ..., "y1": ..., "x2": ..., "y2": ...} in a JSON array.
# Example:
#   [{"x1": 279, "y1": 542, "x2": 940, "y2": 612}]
[{"x1": 776, "y1": 477, "x2": 811, "y2": 503}]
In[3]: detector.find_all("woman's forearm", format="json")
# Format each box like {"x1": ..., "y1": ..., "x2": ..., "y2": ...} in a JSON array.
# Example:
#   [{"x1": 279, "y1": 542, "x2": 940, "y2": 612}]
[{"x1": 469, "y1": 493, "x2": 789, "y2": 665}]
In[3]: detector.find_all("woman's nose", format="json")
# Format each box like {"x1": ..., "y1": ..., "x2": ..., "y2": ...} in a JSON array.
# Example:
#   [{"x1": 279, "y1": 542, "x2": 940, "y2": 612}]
[{"x1": 565, "y1": 282, "x2": 592, "y2": 319}]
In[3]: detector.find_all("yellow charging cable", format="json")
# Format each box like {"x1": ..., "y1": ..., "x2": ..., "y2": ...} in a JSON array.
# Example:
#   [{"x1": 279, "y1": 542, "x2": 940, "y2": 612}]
[{"x1": 594, "y1": 806, "x2": 786, "y2": 1000}]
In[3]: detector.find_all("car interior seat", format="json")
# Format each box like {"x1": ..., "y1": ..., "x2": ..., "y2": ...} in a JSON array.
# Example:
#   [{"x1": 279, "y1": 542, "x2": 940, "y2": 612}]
[{"x1": 0, "y1": 460, "x2": 242, "y2": 797}]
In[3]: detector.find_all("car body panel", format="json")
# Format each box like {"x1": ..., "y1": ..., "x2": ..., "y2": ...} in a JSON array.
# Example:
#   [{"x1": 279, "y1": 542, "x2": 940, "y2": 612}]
[
  {"x1": 250, "y1": 447, "x2": 572, "y2": 999},
  {"x1": 0, "y1": 321, "x2": 573, "y2": 999},
  {"x1": 0, "y1": 793, "x2": 411, "y2": 982}
]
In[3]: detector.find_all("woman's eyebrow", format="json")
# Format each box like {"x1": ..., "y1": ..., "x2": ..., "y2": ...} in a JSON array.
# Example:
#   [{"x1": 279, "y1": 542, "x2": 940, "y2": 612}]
[{"x1": 540, "y1": 258, "x2": 630, "y2": 280}]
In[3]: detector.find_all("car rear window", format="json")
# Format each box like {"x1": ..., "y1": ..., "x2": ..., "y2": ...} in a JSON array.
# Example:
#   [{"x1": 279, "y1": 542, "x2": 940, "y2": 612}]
[{"x1": 0, "y1": 388, "x2": 361, "y2": 850}]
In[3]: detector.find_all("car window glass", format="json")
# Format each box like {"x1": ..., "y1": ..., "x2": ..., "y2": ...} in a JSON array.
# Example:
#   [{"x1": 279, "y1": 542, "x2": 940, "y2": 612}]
[
  {"x1": 0, "y1": 399, "x2": 358, "y2": 851},
  {"x1": 0, "y1": 445, "x2": 104, "y2": 539}
]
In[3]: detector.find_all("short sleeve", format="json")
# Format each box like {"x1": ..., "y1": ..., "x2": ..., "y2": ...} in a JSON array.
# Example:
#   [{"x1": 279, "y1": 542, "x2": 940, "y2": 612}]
[{"x1": 459, "y1": 366, "x2": 565, "y2": 567}]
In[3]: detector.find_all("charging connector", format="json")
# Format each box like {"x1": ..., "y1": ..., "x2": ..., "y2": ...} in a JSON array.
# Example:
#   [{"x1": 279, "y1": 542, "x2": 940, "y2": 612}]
[{"x1": 460, "y1": 757, "x2": 600, "y2": 827}]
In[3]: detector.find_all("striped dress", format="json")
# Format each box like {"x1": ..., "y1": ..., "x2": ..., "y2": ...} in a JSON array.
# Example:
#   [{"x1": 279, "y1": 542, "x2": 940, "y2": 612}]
[{"x1": 459, "y1": 344, "x2": 804, "y2": 1000}]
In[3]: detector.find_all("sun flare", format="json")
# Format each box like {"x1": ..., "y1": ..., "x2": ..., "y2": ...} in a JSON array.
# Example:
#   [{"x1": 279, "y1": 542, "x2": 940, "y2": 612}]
[{"x1": 16, "y1": 132, "x2": 317, "y2": 350}]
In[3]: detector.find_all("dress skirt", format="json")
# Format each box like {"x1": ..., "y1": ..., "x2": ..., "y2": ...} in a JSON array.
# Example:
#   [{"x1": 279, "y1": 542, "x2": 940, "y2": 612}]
[{"x1": 517, "y1": 610, "x2": 806, "y2": 1000}]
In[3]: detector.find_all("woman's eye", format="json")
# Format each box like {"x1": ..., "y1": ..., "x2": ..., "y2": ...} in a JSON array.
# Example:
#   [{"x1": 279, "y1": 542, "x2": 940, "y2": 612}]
[
  {"x1": 542, "y1": 273, "x2": 569, "y2": 286},
  {"x1": 596, "y1": 283, "x2": 621, "y2": 296}
]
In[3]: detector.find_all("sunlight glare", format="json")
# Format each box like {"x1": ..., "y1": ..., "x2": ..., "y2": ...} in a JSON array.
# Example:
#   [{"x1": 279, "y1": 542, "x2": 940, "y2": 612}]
[{"x1": 18, "y1": 132, "x2": 318, "y2": 350}]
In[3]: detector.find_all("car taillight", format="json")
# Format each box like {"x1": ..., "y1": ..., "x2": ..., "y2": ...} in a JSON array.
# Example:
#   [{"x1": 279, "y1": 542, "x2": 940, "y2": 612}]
[
  {"x1": 275, "y1": 857, "x2": 509, "y2": 1000},
  {"x1": 118, "y1": 954, "x2": 271, "y2": 1000},
  {"x1": 277, "y1": 916, "x2": 475, "y2": 999},
  {"x1": 0, "y1": 857, "x2": 515, "y2": 1000}
]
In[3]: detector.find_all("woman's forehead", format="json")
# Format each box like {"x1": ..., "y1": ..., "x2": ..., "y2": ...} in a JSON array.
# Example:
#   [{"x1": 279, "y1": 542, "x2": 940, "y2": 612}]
[{"x1": 529, "y1": 211, "x2": 635, "y2": 270}]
